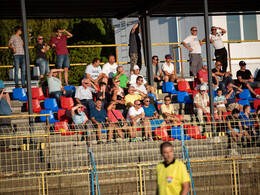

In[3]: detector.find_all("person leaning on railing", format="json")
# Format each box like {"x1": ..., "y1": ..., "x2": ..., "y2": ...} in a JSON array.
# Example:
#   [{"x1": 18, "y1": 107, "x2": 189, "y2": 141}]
[
  {"x1": 226, "y1": 108, "x2": 252, "y2": 146},
  {"x1": 71, "y1": 103, "x2": 94, "y2": 142},
  {"x1": 107, "y1": 101, "x2": 132, "y2": 141}
]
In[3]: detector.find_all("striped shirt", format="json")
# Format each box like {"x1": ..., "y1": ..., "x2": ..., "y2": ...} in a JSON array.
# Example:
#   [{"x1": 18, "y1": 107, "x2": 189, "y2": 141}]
[{"x1": 9, "y1": 35, "x2": 24, "y2": 55}]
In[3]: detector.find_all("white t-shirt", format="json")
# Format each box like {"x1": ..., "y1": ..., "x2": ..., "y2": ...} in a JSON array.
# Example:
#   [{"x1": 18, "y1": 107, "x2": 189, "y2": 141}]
[
  {"x1": 85, "y1": 64, "x2": 102, "y2": 80},
  {"x1": 183, "y1": 35, "x2": 201, "y2": 54},
  {"x1": 75, "y1": 85, "x2": 96, "y2": 100},
  {"x1": 131, "y1": 83, "x2": 147, "y2": 94},
  {"x1": 126, "y1": 106, "x2": 144, "y2": 122},
  {"x1": 210, "y1": 33, "x2": 225, "y2": 50},
  {"x1": 162, "y1": 62, "x2": 174, "y2": 75},
  {"x1": 102, "y1": 62, "x2": 118, "y2": 78},
  {"x1": 129, "y1": 74, "x2": 147, "y2": 85}
]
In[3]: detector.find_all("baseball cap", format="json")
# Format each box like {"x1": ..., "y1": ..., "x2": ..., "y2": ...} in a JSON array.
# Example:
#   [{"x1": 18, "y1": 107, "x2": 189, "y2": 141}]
[
  {"x1": 133, "y1": 65, "x2": 140, "y2": 70},
  {"x1": 165, "y1": 54, "x2": 172, "y2": 59},
  {"x1": 202, "y1": 61, "x2": 207, "y2": 66},
  {"x1": 239, "y1": 61, "x2": 246, "y2": 66},
  {"x1": 200, "y1": 85, "x2": 207, "y2": 91}
]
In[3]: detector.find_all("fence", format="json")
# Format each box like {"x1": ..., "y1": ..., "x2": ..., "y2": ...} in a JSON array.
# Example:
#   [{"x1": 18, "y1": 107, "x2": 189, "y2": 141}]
[
  {"x1": 0, "y1": 114, "x2": 259, "y2": 194},
  {"x1": 1, "y1": 40, "x2": 260, "y2": 77}
]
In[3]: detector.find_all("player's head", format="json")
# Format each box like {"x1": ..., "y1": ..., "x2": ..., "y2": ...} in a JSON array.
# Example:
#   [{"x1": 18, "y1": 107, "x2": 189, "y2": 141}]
[{"x1": 160, "y1": 142, "x2": 174, "y2": 163}]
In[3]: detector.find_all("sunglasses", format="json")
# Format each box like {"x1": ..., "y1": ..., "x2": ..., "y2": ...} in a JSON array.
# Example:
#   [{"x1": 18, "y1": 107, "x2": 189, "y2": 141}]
[
  {"x1": 154, "y1": 58, "x2": 159, "y2": 61},
  {"x1": 145, "y1": 100, "x2": 150, "y2": 102},
  {"x1": 38, "y1": 38, "x2": 43, "y2": 40},
  {"x1": 136, "y1": 103, "x2": 141, "y2": 106},
  {"x1": 212, "y1": 29, "x2": 217, "y2": 30},
  {"x1": 192, "y1": 30, "x2": 198, "y2": 31},
  {"x1": 116, "y1": 80, "x2": 120, "y2": 82}
]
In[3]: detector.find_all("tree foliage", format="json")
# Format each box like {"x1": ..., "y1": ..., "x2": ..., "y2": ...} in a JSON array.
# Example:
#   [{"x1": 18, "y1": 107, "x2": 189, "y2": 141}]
[{"x1": 0, "y1": 18, "x2": 115, "y2": 84}]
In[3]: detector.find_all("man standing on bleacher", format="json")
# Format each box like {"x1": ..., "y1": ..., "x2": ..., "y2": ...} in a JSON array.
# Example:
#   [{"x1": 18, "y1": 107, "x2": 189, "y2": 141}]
[{"x1": 47, "y1": 69, "x2": 73, "y2": 106}]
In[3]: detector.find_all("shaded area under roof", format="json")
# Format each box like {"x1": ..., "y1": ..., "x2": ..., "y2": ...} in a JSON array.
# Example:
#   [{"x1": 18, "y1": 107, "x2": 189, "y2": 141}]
[{"x1": 0, "y1": 0, "x2": 259, "y2": 19}]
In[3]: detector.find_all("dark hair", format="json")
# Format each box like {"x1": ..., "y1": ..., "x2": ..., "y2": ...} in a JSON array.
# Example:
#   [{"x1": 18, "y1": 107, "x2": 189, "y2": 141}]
[
  {"x1": 190, "y1": 26, "x2": 197, "y2": 31},
  {"x1": 217, "y1": 88, "x2": 223, "y2": 92},
  {"x1": 152, "y1": 55, "x2": 158, "y2": 60},
  {"x1": 74, "y1": 103, "x2": 82, "y2": 116},
  {"x1": 99, "y1": 82, "x2": 106, "y2": 87},
  {"x1": 14, "y1": 26, "x2": 22, "y2": 33},
  {"x1": 55, "y1": 27, "x2": 61, "y2": 33},
  {"x1": 160, "y1": 142, "x2": 173, "y2": 154},
  {"x1": 96, "y1": 99, "x2": 102, "y2": 103},
  {"x1": 164, "y1": 95, "x2": 171, "y2": 101},
  {"x1": 243, "y1": 105, "x2": 250, "y2": 112},
  {"x1": 92, "y1": 58, "x2": 100, "y2": 64},
  {"x1": 232, "y1": 108, "x2": 240, "y2": 115},
  {"x1": 136, "y1": 76, "x2": 143, "y2": 82}
]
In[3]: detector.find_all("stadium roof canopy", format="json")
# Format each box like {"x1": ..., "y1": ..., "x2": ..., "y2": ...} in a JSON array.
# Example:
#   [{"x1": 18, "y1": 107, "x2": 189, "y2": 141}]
[{"x1": 0, "y1": 0, "x2": 259, "y2": 19}]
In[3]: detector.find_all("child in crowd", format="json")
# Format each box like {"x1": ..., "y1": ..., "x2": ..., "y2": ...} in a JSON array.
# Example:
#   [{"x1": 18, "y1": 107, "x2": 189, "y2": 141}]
[{"x1": 214, "y1": 89, "x2": 227, "y2": 121}]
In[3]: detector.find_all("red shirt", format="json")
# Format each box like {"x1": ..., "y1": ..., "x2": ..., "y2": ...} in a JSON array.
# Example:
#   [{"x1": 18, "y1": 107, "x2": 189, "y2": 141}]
[
  {"x1": 49, "y1": 35, "x2": 68, "y2": 56},
  {"x1": 107, "y1": 109, "x2": 123, "y2": 122},
  {"x1": 196, "y1": 69, "x2": 208, "y2": 84}
]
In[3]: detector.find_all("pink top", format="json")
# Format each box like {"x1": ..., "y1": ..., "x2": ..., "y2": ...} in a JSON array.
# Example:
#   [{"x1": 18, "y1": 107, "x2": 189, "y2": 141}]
[
  {"x1": 49, "y1": 35, "x2": 68, "y2": 56},
  {"x1": 107, "y1": 109, "x2": 123, "y2": 122},
  {"x1": 196, "y1": 69, "x2": 208, "y2": 84}
]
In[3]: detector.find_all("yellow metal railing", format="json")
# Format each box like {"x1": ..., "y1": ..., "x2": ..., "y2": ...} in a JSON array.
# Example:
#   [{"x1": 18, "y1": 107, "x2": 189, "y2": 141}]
[{"x1": 1, "y1": 40, "x2": 260, "y2": 77}]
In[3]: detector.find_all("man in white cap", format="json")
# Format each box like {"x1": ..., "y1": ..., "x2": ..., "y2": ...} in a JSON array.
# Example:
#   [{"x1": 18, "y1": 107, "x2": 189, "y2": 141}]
[
  {"x1": 194, "y1": 85, "x2": 210, "y2": 123},
  {"x1": 129, "y1": 65, "x2": 155, "y2": 95},
  {"x1": 162, "y1": 54, "x2": 184, "y2": 82}
]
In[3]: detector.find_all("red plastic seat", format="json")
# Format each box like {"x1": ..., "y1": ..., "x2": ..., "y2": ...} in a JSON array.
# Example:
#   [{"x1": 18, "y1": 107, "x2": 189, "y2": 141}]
[
  {"x1": 187, "y1": 126, "x2": 206, "y2": 139},
  {"x1": 27, "y1": 99, "x2": 43, "y2": 113},
  {"x1": 254, "y1": 88, "x2": 260, "y2": 95},
  {"x1": 223, "y1": 111, "x2": 232, "y2": 121},
  {"x1": 31, "y1": 87, "x2": 48, "y2": 100},
  {"x1": 253, "y1": 99, "x2": 260, "y2": 109},
  {"x1": 57, "y1": 109, "x2": 72, "y2": 122},
  {"x1": 154, "y1": 128, "x2": 175, "y2": 141},
  {"x1": 178, "y1": 81, "x2": 195, "y2": 93},
  {"x1": 61, "y1": 97, "x2": 74, "y2": 110},
  {"x1": 54, "y1": 121, "x2": 75, "y2": 136}
]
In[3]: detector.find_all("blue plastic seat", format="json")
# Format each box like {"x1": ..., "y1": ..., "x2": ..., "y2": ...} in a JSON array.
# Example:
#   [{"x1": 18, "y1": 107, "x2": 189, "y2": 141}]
[
  {"x1": 64, "y1": 86, "x2": 76, "y2": 96},
  {"x1": 44, "y1": 98, "x2": 62, "y2": 112},
  {"x1": 177, "y1": 91, "x2": 193, "y2": 104},
  {"x1": 162, "y1": 82, "x2": 178, "y2": 94},
  {"x1": 12, "y1": 88, "x2": 28, "y2": 101},
  {"x1": 40, "y1": 110, "x2": 60, "y2": 124},
  {"x1": 239, "y1": 89, "x2": 257, "y2": 101},
  {"x1": 171, "y1": 127, "x2": 191, "y2": 140},
  {"x1": 148, "y1": 93, "x2": 157, "y2": 103},
  {"x1": 238, "y1": 100, "x2": 256, "y2": 112}
]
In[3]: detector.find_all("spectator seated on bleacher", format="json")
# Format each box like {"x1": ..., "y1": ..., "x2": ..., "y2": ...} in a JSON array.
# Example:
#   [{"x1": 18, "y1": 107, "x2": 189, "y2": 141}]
[
  {"x1": 236, "y1": 61, "x2": 260, "y2": 99},
  {"x1": 240, "y1": 105, "x2": 257, "y2": 136},
  {"x1": 75, "y1": 78, "x2": 98, "y2": 110},
  {"x1": 212, "y1": 61, "x2": 234, "y2": 90},
  {"x1": 85, "y1": 58, "x2": 103, "y2": 86},
  {"x1": 96, "y1": 82, "x2": 110, "y2": 108},
  {"x1": 223, "y1": 82, "x2": 243, "y2": 112},
  {"x1": 111, "y1": 78, "x2": 126, "y2": 116},
  {"x1": 126, "y1": 100, "x2": 153, "y2": 141},
  {"x1": 112, "y1": 66, "x2": 129, "y2": 90},
  {"x1": 47, "y1": 69, "x2": 73, "y2": 106},
  {"x1": 152, "y1": 55, "x2": 164, "y2": 82},
  {"x1": 107, "y1": 101, "x2": 132, "y2": 141},
  {"x1": 159, "y1": 95, "x2": 183, "y2": 125},
  {"x1": 162, "y1": 54, "x2": 184, "y2": 83},
  {"x1": 226, "y1": 108, "x2": 252, "y2": 146},
  {"x1": 71, "y1": 103, "x2": 94, "y2": 141},
  {"x1": 142, "y1": 96, "x2": 167, "y2": 130},
  {"x1": 131, "y1": 76, "x2": 149, "y2": 96},
  {"x1": 89, "y1": 100, "x2": 114, "y2": 144},
  {"x1": 0, "y1": 80, "x2": 12, "y2": 151},
  {"x1": 101, "y1": 55, "x2": 118, "y2": 86},
  {"x1": 195, "y1": 62, "x2": 219, "y2": 91},
  {"x1": 214, "y1": 88, "x2": 227, "y2": 121},
  {"x1": 129, "y1": 65, "x2": 155, "y2": 95},
  {"x1": 125, "y1": 86, "x2": 143, "y2": 109},
  {"x1": 194, "y1": 85, "x2": 218, "y2": 123}
]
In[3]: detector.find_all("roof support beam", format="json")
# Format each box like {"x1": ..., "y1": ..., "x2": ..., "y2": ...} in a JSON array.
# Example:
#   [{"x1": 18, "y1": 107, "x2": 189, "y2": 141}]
[{"x1": 203, "y1": 0, "x2": 215, "y2": 131}]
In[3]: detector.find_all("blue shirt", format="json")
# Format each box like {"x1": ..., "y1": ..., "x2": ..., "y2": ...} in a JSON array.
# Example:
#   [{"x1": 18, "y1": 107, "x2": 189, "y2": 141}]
[
  {"x1": 223, "y1": 90, "x2": 236, "y2": 105},
  {"x1": 240, "y1": 114, "x2": 254, "y2": 127},
  {"x1": 0, "y1": 80, "x2": 5, "y2": 89},
  {"x1": 72, "y1": 111, "x2": 86, "y2": 125},
  {"x1": 143, "y1": 104, "x2": 156, "y2": 117},
  {"x1": 89, "y1": 107, "x2": 108, "y2": 123}
]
